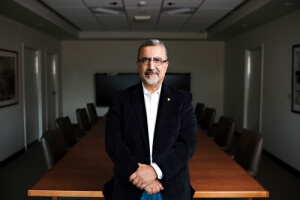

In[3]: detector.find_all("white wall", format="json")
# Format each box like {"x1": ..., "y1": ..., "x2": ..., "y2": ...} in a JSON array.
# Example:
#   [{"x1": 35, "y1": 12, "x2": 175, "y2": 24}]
[
  {"x1": 224, "y1": 10, "x2": 300, "y2": 171},
  {"x1": 0, "y1": 15, "x2": 61, "y2": 162},
  {"x1": 61, "y1": 40, "x2": 224, "y2": 123}
]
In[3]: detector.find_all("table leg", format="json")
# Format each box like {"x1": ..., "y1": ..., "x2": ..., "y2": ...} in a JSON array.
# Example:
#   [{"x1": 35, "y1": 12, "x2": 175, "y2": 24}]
[{"x1": 52, "y1": 197, "x2": 58, "y2": 200}]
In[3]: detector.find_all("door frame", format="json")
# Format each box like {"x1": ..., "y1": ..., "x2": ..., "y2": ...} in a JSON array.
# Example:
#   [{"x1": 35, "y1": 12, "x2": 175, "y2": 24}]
[
  {"x1": 243, "y1": 43, "x2": 264, "y2": 132},
  {"x1": 22, "y1": 44, "x2": 43, "y2": 150},
  {"x1": 44, "y1": 51, "x2": 59, "y2": 129}
]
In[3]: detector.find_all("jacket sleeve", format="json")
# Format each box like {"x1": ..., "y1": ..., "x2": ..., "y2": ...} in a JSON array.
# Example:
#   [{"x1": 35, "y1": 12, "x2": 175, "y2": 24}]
[{"x1": 105, "y1": 91, "x2": 139, "y2": 179}]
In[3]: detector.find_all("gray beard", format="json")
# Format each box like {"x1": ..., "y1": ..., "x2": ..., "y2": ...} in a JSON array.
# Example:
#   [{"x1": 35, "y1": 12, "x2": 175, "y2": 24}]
[{"x1": 144, "y1": 76, "x2": 159, "y2": 85}]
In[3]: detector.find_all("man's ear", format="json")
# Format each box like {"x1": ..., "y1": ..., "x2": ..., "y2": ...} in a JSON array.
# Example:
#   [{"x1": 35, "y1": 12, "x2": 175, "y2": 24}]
[{"x1": 165, "y1": 61, "x2": 169, "y2": 71}]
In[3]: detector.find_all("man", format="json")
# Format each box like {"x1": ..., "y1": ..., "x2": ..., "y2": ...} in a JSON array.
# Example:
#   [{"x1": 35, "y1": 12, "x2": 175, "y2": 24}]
[{"x1": 104, "y1": 39, "x2": 198, "y2": 200}]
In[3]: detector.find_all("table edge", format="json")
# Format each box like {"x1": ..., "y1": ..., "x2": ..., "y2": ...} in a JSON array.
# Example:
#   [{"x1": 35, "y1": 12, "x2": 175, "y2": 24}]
[
  {"x1": 28, "y1": 189, "x2": 104, "y2": 197},
  {"x1": 193, "y1": 190, "x2": 269, "y2": 198}
]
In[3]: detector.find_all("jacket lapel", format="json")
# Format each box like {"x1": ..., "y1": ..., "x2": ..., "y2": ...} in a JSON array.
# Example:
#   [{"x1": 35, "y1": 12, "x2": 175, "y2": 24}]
[
  {"x1": 130, "y1": 83, "x2": 150, "y2": 154},
  {"x1": 154, "y1": 84, "x2": 172, "y2": 146}
]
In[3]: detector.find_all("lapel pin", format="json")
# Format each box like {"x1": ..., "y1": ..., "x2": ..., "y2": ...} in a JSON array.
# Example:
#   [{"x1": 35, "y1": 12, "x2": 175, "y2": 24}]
[{"x1": 167, "y1": 98, "x2": 171, "y2": 101}]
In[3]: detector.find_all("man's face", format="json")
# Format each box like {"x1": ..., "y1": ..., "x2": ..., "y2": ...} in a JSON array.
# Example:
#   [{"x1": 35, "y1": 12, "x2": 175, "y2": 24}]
[{"x1": 136, "y1": 45, "x2": 169, "y2": 87}]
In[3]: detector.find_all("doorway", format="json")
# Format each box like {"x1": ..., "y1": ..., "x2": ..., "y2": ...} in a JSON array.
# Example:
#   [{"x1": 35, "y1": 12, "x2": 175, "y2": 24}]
[
  {"x1": 46, "y1": 52, "x2": 58, "y2": 130},
  {"x1": 23, "y1": 47, "x2": 42, "y2": 147},
  {"x1": 243, "y1": 45, "x2": 264, "y2": 131}
]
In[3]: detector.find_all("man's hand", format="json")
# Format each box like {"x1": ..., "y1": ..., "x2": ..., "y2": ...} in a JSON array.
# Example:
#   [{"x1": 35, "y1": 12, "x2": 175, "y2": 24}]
[
  {"x1": 129, "y1": 163, "x2": 157, "y2": 189},
  {"x1": 144, "y1": 179, "x2": 164, "y2": 194}
]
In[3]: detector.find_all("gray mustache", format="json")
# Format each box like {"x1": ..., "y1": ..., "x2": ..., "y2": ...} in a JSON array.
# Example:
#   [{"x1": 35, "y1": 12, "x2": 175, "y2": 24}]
[{"x1": 144, "y1": 69, "x2": 159, "y2": 76}]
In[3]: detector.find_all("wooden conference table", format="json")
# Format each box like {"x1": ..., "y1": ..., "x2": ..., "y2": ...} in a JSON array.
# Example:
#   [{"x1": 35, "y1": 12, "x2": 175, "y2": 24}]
[
  {"x1": 189, "y1": 133, "x2": 269, "y2": 199},
  {"x1": 28, "y1": 118, "x2": 269, "y2": 199}
]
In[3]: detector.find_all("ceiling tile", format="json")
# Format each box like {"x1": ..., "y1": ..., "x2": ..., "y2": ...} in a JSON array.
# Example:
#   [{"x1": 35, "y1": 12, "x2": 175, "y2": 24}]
[
  {"x1": 41, "y1": 0, "x2": 85, "y2": 8},
  {"x1": 126, "y1": 7, "x2": 160, "y2": 17},
  {"x1": 194, "y1": 8, "x2": 232, "y2": 18},
  {"x1": 123, "y1": 0, "x2": 162, "y2": 7},
  {"x1": 185, "y1": 8, "x2": 231, "y2": 32},
  {"x1": 95, "y1": 14, "x2": 130, "y2": 31},
  {"x1": 162, "y1": 0, "x2": 204, "y2": 8},
  {"x1": 200, "y1": 0, "x2": 246, "y2": 8},
  {"x1": 55, "y1": 8, "x2": 91, "y2": 15},
  {"x1": 157, "y1": 14, "x2": 191, "y2": 31},
  {"x1": 83, "y1": 0, "x2": 124, "y2": 8},
  {"x1": 67, "y1": 15, "x2": 105, "y2": 31}
]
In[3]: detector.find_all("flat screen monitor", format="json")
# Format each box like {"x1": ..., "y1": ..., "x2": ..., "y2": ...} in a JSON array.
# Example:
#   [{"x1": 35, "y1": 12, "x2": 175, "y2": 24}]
[{"x1": 95, "y1": 73, "x2": 190, "y2": 106}]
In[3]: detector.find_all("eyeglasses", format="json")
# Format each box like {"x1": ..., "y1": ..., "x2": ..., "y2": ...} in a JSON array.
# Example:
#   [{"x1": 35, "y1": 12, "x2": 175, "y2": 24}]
[{"x1": 137, "y1": 57, "x2": 168, "y2": 66}]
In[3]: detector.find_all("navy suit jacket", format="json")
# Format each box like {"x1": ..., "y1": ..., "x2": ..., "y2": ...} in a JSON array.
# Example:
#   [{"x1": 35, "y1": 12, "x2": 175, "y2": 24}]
[{"x1": 105, "y1": 82, "x2": 198, "y2": 200}]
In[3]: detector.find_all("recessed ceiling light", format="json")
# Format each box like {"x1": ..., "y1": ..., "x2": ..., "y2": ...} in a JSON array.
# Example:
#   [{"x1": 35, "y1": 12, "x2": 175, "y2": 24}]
[
  {"x1": 134, "y1": 15, "x2": 151, "y2": 21},
  {"x1": 163, "y1": 8, "x2": 194, "y2": 14},
  {"x1": 138, "y1": 1, "x2": 147, "y2": 7},
  {"x1": 92, "y1": 7, "x2": 120, "y2": 15}
]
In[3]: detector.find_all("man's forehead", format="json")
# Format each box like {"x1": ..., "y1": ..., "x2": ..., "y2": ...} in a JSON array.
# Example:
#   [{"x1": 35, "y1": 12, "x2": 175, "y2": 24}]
[{"x1": 139, "y1": 45, "x2": 166, "y2": 56}]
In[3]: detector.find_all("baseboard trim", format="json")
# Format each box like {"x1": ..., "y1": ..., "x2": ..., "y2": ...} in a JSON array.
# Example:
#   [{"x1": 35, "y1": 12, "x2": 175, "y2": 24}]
[
  {"x1": 263, "y1": 150, "x2": 300, "y2": 178},
  {"x1": 0, "y1": 140, "x2": 39, "y2": 168}
]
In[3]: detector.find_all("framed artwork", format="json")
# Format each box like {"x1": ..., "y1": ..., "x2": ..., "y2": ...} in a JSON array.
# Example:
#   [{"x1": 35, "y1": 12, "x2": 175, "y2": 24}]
[
  {"x1": 292, "y1": 44, "x2": 300, "y2": 113},
  {"x1": 0, "y1": 49, "x2": 18, "y2": 107}
]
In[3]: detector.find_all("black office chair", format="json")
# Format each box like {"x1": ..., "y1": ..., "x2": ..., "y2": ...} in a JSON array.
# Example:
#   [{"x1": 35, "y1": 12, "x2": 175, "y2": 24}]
[
  {"x1": 76, "y1": 108, "x2": 92, "y2": 134},
  {"x1": 213, "y1": 116, "x2": 235, "y2": 152},
  {"x1": 233, "y1": 129, "x2": 264, "y2": 177},
  {"x1": 199, "y1": 107, "x2": 216, "y2": 132},
  {"x1": 195, "y1": 102, "x2": 205, "y2": 126},
  {"x1": 87, "y1": 102, "x2": 100, "y2": 125},
  {"x1": 55, "y1": 116, "x2": 77, "y2": 148},
  {"x1": 41, "y1": 129, "x2": 68, "y2": 170}
]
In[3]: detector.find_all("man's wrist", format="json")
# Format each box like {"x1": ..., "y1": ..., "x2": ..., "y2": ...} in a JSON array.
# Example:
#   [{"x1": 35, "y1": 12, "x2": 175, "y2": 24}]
[{"x1": 151, "y1": 162, "x2": 164, "y2": 179}]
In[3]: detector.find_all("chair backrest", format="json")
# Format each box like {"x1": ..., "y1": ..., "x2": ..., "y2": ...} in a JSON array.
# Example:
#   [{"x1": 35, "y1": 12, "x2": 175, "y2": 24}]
[
  {"x1": 76, "y1": 108, "x2": 92, "y2": 133},
  {"x1": 213, "y1": 116, "x2": 235, "y2": 152},
  {"x1": 234, "y1": 129, "x2": 264, "y2": 177},
  {"x1": 195, "y1": 103, "x2": 205, "y2": 125},
  {"x1": 41, "y1": 129, "x2": 68, "y2": 170},
  {"x1": 55, "y1": 116, "x2": 77, "y2": 148},
  {"x1": 87, "y1": 102, "x2": 98, "y2": 125},
  {"x1": 200, "y1": 107, "x2": 216, "y2": 131}
]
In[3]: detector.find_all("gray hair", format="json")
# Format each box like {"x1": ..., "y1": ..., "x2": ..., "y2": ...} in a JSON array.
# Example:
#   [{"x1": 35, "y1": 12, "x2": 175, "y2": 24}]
[{"x1": 137, "y1": 39, "x2": 168, "y2": 60}]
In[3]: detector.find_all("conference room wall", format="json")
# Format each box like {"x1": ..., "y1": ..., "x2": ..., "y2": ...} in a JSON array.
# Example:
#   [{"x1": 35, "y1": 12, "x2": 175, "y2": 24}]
[
  {"x1": 61, "y1": 40, "x2": 224, "y2": 123},
  {"x1": 224, "y1": 10, "x2": 300, "y2": 171},
  {"x1": 0, "y1": 15, "x2": 61, "y2": 162}
]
